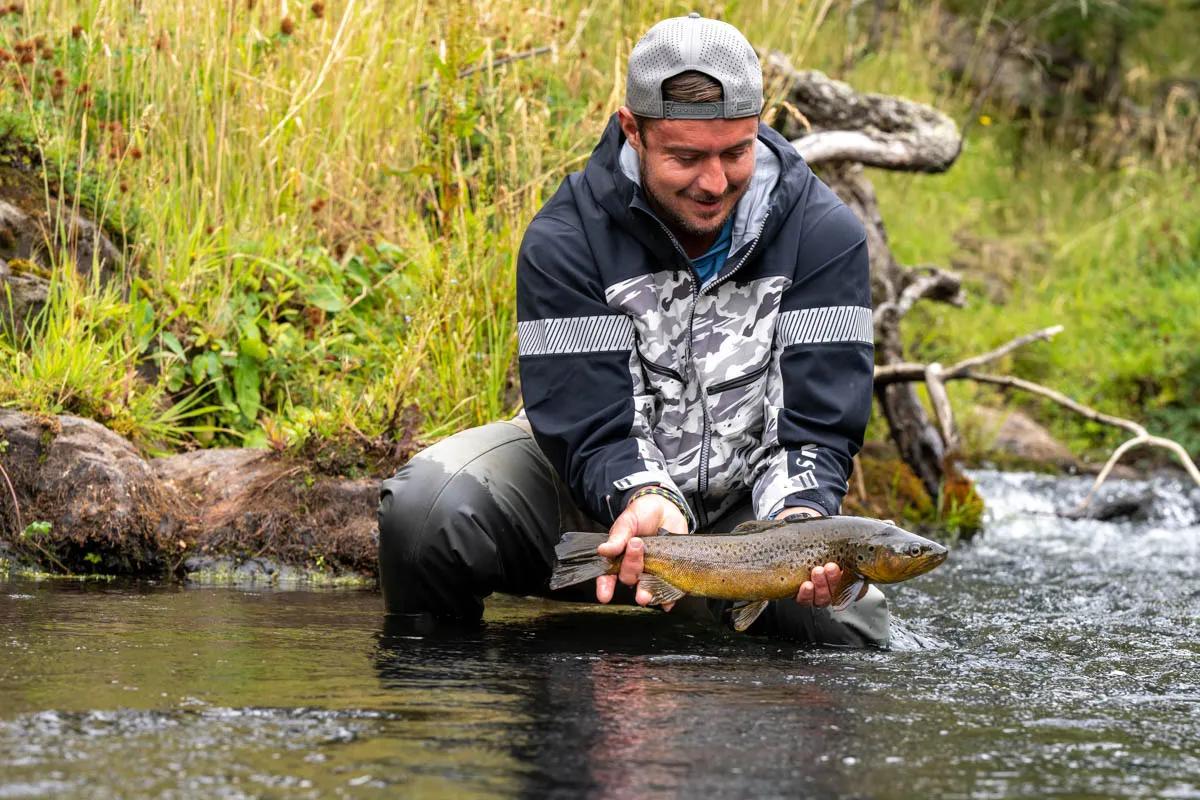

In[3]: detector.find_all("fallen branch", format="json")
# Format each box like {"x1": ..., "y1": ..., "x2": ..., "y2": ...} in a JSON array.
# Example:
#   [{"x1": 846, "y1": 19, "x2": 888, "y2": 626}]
[
  {"x1": 965, "y1": 372, "x2": 1200, "y2": 509},
  {"x1": 870, "y1": 325, "x2": 1200, "y2": 509},
  {"x1": 873, "y1": 266, "x2": 965, "y2": 330},
  {"x1": 874, "y1": 325, "x2": 1064, "y2": 383}
]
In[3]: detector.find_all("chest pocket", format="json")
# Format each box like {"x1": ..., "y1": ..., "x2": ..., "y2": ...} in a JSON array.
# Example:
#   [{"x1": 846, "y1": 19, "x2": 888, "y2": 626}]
[
  {"x1": 636, "y1": 348, "x2": 687, "y2": 432},
  {"x1": 706, "y1": 357, "x2": 770, "y2": 437}
]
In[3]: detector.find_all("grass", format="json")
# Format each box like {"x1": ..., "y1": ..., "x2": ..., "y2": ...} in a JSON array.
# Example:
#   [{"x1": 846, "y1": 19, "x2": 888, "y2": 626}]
[{"x1": 0, "y1": 0, "x2": 1194, "y2": 469}]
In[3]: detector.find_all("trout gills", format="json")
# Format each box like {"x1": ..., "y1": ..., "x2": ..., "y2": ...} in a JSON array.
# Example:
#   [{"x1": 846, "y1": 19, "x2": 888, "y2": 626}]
[{"x1": 549, "y1": 516, "x2": 948, "y2": 631}]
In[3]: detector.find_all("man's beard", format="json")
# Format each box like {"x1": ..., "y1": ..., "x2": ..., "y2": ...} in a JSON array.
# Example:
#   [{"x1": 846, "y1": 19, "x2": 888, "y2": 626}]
[{"x1": 639, "y1": 163, "x2": 742, "y2": 240}]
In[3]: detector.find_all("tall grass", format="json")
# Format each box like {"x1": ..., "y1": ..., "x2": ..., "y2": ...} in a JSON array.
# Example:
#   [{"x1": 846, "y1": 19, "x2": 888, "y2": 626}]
[{"x1": 0, "y1": 1, "x2": 1194, "y2": 461}]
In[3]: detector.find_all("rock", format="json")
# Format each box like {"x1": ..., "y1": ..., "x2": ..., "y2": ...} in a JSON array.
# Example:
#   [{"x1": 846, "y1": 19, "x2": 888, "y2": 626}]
[
  {"x1": 152, "y1": 449, "x2": 380, "y2": 576},
  {"x1": 972, "y1": 406, "x2": 1079, "y2": 468},
  {"x1": 0, "y1": 258, "x2": 49, "y2": 338},
  {"x1": 0, "y1": 172, "x2": 124, "y2": 286},
  {"x1": 0, "y1": 410, "x2": 185, "y2": 573}
]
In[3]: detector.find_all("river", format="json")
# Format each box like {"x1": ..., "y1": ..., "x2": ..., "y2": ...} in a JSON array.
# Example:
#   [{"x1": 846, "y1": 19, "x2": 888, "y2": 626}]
[{"x1": 1, "y1": 470, "x2": 1197, "y2": 799}]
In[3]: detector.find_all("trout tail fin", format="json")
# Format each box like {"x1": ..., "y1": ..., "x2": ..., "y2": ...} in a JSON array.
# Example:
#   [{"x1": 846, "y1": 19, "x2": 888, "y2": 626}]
[{"x1": 549, "y1": 531, "x2": 615, "y2": 590}]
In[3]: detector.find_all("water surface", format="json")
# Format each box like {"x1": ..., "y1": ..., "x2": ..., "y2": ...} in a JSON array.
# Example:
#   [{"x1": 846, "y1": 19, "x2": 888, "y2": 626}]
[{"x1": 1, "y1": 471, "x2": 1197, "y2": 798}]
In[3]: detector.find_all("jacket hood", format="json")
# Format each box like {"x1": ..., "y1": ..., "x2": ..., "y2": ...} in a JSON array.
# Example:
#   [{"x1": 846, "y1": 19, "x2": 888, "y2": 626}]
[{"x1": 581, "y1": 113, "x2": 812, "y2": 262}]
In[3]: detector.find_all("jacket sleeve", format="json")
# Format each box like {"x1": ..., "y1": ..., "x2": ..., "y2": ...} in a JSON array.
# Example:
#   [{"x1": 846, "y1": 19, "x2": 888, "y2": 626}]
[
  {"x1": 752, "y1": 203, "x2": 874, "y2": 519},
  {"x1": 517, "y1": 213, "x2": 695, "y2": 529}
]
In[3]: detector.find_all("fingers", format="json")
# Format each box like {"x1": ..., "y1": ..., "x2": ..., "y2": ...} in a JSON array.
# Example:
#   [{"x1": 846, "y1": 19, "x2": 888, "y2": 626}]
[
  {"x1": 598, "y1": 507, "x2": 637, "y2": 558},
  {"x1": 795, "y1": 562, "x2": 842, "y2": 607},
  {"x1": 620, "y1": 538, "x2": 644, "y2": 586},
  {"x1": 596, "y1": 537, "x2": 647, "y2": 603}
]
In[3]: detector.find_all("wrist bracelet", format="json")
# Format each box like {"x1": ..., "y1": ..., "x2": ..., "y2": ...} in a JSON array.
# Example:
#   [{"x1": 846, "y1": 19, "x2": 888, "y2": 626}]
[{"x1": 628, "y1": 485, "x2": 689, "y2": 519}]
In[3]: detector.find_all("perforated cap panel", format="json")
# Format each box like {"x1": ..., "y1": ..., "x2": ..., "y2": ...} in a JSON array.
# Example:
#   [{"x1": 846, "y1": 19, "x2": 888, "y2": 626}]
[{"x1": 626, "y1": 13, "x2": 762, "y2": 119}]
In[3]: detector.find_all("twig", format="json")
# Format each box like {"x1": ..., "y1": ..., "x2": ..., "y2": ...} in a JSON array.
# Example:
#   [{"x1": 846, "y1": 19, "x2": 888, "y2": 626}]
[
  {"x1": 416, "y1": 45, "x2": 554, "y2": 92},
  {"x1": 0, "y1": 458, "x2": 24, "y2": 535},
  {"x1": 946, "y1": 325, "x2": 1063, "y2": 377},
  {"x1": 874, "y1": 325, "x2": 1064, "y2": 383}
]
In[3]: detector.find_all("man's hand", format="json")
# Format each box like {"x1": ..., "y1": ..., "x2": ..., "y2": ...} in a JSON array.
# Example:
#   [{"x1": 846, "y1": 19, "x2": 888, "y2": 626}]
[
  {"x1": 775, "y1": 506, "x2": 842, "y2": 608},
  {"x1": 796, "y1": 562, "x2": 842, "y2": 607},
  {"x1": 596, "y1": 490, "x2": 687, "y2": 607}
]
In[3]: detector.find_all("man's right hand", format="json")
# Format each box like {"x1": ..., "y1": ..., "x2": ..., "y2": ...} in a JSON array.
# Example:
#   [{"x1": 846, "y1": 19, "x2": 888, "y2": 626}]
[{"x1": 596, "y1": 490, "x2": 688, "y2": 606}]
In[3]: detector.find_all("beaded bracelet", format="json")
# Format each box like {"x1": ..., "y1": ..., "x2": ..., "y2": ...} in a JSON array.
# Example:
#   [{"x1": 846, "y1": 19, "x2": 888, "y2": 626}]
[{"x1": 628, "y1": 485, "x2": 689, "y2": 519}]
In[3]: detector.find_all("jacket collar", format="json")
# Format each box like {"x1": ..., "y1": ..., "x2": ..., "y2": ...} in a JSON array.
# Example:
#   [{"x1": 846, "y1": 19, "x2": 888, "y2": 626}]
[{"x1": 582, "y1": 113, "x2": 809, "y2": 268}]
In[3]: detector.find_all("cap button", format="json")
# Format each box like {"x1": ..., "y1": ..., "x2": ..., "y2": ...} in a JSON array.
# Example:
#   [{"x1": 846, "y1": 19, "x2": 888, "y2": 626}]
[{"x1": 687, "y1": 12, "x2": 700, "y2": 18}]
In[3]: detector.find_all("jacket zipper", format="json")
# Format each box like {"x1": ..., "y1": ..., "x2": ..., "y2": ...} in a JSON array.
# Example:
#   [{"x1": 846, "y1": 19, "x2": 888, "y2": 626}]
[
  {"x1": 695, "y1": 210, "x2": 771, "y2": 508},
  {"x1": 637, "y1": 348, "x2": 685, "y2": 383},
  {"x1": 635, "y1": 206, "x2": 770, "y2": 528},
  {"x1": 643, "y1": 211, "x2": 705, "y2": 532},
  {"x1": 706, "y1": 357, "x2": 770, "y2": 395}
]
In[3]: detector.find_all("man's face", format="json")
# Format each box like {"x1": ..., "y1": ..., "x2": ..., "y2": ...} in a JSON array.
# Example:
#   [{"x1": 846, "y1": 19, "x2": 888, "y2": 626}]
[{"x1": 618, "y1": 107, "x2": 759, "y2": 245}]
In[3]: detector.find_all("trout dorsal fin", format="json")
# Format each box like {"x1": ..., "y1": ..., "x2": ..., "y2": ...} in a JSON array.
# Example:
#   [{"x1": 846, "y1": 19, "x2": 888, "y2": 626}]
[
  {"x1": 728, "y1": 519, "x2": 789, "y2": 535},
  {"x1": 728, "y1": 515, "x2": 830, "y2": 535}
]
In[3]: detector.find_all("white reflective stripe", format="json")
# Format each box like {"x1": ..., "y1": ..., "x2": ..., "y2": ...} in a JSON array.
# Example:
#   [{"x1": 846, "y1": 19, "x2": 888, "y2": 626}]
[
  {"x1": 776, "y1": 306, "x2": 873, "y2": 347},
  {"x1": 517, "y1": 315, "x2": 634, "y2": 356},
  {"x1": 613, "y1": 469, "x2": 672, "y2": 491}
]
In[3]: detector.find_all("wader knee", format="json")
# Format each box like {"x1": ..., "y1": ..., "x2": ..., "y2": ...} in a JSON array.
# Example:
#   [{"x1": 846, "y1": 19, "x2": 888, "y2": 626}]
[{"x1": 377, "y1": 422, "x2": 561, "y2": 620}]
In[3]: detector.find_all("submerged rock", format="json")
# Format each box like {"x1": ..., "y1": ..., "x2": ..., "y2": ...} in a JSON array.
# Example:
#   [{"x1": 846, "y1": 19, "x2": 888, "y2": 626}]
[{"x1": 972, "y1": 406, "x2": 1078, "y2": 469}]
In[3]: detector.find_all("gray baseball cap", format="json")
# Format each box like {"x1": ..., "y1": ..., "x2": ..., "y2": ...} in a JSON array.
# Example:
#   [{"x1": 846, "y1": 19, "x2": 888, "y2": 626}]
[{"x1": 626, "y1": 12, "x2": 762, "y2": 120}]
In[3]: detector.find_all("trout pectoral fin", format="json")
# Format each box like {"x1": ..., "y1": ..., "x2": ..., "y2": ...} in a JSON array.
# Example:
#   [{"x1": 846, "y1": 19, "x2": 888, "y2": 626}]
[
  {"x1": 730, "y1": 600, "x2": 769, "y2": 632},
  {"x1": 637, "y1": 574, "x2": 686, "y2": 605},
  {"x1": 831, "y1": 576, "x2": 869, "y2": 612}
]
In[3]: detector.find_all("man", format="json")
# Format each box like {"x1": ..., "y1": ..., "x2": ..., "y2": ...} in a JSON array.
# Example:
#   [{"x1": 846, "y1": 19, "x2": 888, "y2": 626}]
[{"x1": 378, "y1": 14, "x2": 886, "y2": 646}]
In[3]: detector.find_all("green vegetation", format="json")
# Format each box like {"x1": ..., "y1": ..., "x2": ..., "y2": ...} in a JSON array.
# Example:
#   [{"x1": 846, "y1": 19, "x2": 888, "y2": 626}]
[{"x1": 0, "y1": 1, "x2": 1195, "y2": 466}]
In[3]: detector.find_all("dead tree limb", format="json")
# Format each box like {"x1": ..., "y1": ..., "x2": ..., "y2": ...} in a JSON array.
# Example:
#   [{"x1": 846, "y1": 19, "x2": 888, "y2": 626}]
[
  {"x1": 874, "y1": 324, "x2": 1200, "y2": 509},
  {"x1": 763, "y1": 52, "x2": 962, "y2": 171}
]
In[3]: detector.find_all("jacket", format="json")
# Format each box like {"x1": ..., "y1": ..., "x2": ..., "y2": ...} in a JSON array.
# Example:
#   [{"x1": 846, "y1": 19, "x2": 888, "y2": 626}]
[{"x1": 516, "y1": 114, "x2": 873, "y2": 531}]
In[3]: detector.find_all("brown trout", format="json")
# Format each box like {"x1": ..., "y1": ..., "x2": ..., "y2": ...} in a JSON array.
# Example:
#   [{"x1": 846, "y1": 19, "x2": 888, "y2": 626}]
[{"x1": 549, "y1": 515, "x2": 948, "y2": 631}]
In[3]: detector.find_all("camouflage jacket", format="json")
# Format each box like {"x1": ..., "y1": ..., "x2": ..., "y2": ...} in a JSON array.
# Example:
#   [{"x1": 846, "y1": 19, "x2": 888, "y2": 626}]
[{"x1": 517, "y1": 115, "x2": 873, "y2": 530}]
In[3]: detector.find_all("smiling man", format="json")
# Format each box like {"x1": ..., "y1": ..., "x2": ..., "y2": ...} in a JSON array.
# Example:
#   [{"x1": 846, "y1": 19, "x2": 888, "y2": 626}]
[{"x1": 378, "y1": 14, "x2": 887, "y2": 646}]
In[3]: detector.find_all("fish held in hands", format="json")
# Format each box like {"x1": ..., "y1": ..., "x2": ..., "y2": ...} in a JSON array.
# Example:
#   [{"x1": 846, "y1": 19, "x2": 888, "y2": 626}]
[{"x1": 549, "y1": 515, "x2": 948, "y2": 632}]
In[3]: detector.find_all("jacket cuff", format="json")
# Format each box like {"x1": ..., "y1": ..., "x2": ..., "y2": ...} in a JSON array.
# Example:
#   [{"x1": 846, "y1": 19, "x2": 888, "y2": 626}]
[
  {"x1": 769, "y1": 500, "x2": 828, "y2": 519},
  {"x1": 609, "y1": 471, "x2": 696, "y2": 532}
]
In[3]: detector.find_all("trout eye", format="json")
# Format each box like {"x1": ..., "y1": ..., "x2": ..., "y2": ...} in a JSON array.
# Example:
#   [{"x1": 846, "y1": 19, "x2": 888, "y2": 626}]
[{"x1": 907, "y1": 544, "x2": 921, "y2": 557}]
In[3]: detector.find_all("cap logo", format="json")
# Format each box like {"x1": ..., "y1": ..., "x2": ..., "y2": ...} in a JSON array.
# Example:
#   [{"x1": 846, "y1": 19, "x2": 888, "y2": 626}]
[{"x1": 663, "y1": 101, "x2": 720, "y2": 120}]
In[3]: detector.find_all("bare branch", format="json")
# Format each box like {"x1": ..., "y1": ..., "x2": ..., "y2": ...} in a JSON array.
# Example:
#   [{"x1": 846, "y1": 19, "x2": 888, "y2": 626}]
[
  {"x1": 874, "y1": 325, "x2": 1063, "y2": 384},
  {"x1": 925, "y1": 363, "x2": 958, "y2": 451},
  {"x1": 964, "y1": 372, "x2": 1146, "y2": 437},
  {"x1": 945, "y1": 325, "x2": 1064, "y2": 377},
  {"x1": 872, "y1": 267, "x2": 965, "y2": 330}
]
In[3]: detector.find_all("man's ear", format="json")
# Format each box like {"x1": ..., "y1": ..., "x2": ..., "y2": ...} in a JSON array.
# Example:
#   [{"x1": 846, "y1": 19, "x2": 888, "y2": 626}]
[{"x1": 617, "y1": 106, "x2": 643, "y2": 153}]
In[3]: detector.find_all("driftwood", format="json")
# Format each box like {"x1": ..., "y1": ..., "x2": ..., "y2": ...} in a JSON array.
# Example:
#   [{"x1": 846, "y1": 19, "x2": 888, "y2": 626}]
[{"x1": 762, "y1": 51, "x2": 1199, "y2": 508}]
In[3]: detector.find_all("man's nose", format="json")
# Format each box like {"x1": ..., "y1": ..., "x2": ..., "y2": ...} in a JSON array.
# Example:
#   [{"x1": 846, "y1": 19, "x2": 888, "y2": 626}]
[{"x1": 695, "y1": 156, "x2": 728, "y2": 197}]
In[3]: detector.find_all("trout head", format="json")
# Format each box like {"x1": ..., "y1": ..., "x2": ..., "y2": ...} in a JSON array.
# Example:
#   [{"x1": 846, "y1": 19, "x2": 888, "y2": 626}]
[{"x1": 853, "y1": 525, "x2": 948, "y2": 584}]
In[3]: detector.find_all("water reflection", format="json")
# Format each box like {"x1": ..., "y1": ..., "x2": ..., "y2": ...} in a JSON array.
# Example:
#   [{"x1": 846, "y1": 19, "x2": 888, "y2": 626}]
[{"x1": 374, "y1": 606, "x2": 857, "y2": 798}]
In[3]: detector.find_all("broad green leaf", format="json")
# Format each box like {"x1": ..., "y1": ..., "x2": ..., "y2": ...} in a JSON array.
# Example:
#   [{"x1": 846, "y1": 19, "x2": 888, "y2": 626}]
[
  {"x1": 307, "y1": 282, "x2": 347, "y2": 313},
  {"x1": 234, "y1": 352, "x2": 261, "y2": 421}
]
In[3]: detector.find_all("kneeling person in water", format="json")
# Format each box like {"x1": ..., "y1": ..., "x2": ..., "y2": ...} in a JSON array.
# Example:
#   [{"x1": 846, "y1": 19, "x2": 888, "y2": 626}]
[{"x1": 378, "y1": 14, "x2": 885, "y2": 646}]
